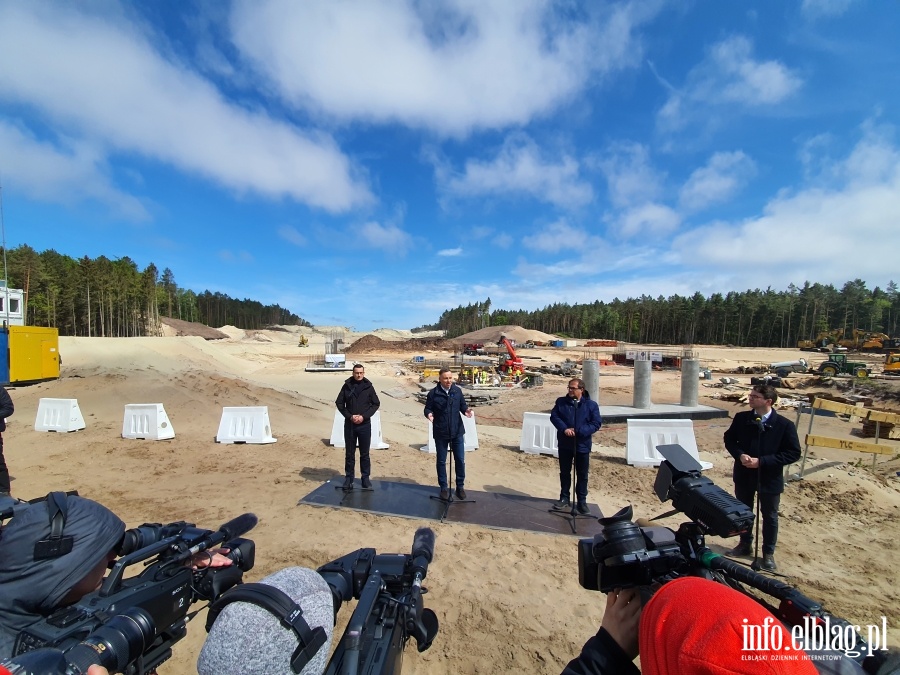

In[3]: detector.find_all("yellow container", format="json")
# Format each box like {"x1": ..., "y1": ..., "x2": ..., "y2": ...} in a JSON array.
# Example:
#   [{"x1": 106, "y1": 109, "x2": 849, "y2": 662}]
[{"x1": 9, "y1": 326, "x2": 60, "y2": 384}]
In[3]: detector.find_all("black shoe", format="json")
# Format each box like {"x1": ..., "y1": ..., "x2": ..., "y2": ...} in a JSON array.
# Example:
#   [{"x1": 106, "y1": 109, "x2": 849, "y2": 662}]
[
  {"x1": 342, "y1": 476, "x2": 354, "y2": 491},
  {"x1": 362, "y1": 476, "x2": 372, "y2": 489},
  {"x1": 456, "y1": 487, "x2": 467, "y2": 500},
  {"x1": 576, "y1": 502, "x2": 590, "y2": 515},
  {"x1": 551, "y1": 498, "x2": 571, "y2": 510},
  {"x1": 728, "y1": 542, "x2": 752, "y2": 557},
  {"x1": 761, "y1": 554, "x2": 777, "y2": 571},
  {"x1": 439, "y1": 488, "x2": 450, "y2": 500}
]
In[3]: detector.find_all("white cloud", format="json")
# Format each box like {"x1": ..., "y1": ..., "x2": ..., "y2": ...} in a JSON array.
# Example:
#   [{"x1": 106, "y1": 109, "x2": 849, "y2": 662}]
[
  {"x1": 801, "y1": 0, "x2": 859, "y2": 18},
  {"x1": 672, "y1": 125, "x2": 900, "y2": 283},
  {"x1": 436, "y1": 134, "x2": 594, "y2": 208},
  {"x1": 679, "y1": 151, "x2": 756, "y2": 211},
  {"x1": 230, "y1": 0, "x2": 661, "y2": 136},
  {"x1": 0, "y1": 120, "x2": 149, "y2": 220},
  {"x1": 523, "y1": 219, "x2": 600, "y2": 253},
  {"x1": 218, "y1": 249, "x2": 255, "y2": 263},
  {"x1": 278, "y1": 225, "x2": 307, "y2": 246},
  {"x1": 616, "y1": 203, "x2": 681, "y2": 237},
  {"x1": 438, "y1": 247, "x2": 463, "y2": 256},
  {"x1": 658, "y1": 36, "x2": 802, "y2": 132},
  {"x1": 598, "y1": 142, "x2": 664, "y2": 208},
  {"x1": 358, "y1": 221, "x2": 413, "y2": 255},
  {"x1": 0, "y1": 4, "x2": 372, "y2": 213}
]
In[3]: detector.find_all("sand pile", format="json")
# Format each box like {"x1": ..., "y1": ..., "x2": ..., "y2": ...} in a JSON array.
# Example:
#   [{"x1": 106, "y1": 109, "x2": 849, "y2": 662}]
[
  {"x1": 454, "y1": 324, "x2": 559, "y2": 344},
  {"x1": 346, "y1": 334, "x2": 455, "y2": 353},
  {"x1": 160, "y1": 317, "x2": 230, "y2": 340}
]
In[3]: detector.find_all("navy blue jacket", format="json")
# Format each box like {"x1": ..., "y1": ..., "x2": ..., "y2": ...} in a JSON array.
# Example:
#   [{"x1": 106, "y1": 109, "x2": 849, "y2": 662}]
[
  {"x1": 0, "y1": 387, "x2": 13, "y2": 432},
  {"x1": 724, "y1": 409, "x2": 801, "y2": 494},
  {"x1": 424, "y1": 384, "x2": 468, "y2": 440},
  {"x1": 550, "y1": 392, "x2": 602, "y2": 454}
]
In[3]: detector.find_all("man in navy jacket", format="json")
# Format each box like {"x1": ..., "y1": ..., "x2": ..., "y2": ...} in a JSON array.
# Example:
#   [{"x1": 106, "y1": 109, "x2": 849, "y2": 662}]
[
  {"x1": 335, "y1": 363, "x2": 381, "y2": 490},
  {"x1": 724, "y1": 383, "x2": 800, "y2": 571},
  {"x1": 424, "y1": 368, "x2": 473, "y2": 500},
  {"x1": 0, "y1": 387, "x2": 14, "y2": 497},
  {"x1": 550, "y1": 378, "x2": 602, "y2": 514}
]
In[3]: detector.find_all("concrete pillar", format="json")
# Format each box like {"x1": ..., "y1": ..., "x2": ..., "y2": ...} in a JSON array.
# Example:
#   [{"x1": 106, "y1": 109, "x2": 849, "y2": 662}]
[
  {"x1": 680, "y1": 359, "x2": 700, "y2": 407},
  {"x1": 583, "y1": 359, "x2": 600, "y2": 403},
  {"x1": 633, "y1": 359, "x2": 652, "y2": 409}
]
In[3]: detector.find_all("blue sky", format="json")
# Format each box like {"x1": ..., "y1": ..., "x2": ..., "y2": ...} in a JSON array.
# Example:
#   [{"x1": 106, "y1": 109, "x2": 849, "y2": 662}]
[{"x1": 1, "y1": 0, "x2": 899, "y2": 330}]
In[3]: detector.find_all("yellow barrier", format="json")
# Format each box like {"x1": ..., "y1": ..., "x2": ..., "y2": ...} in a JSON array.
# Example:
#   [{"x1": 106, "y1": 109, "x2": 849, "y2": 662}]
[{"x1": 804, "y1": 434, "x2": 895, "y2": 456}]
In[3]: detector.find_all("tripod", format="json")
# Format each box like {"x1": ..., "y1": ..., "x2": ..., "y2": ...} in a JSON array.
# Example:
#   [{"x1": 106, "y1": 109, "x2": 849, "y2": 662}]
[
  {"x1": 430, "y1": 440, "x2": 474, "y2": 520},
  {"x1": 549, "y1": 446, "x2": 594, "y2": 534}
]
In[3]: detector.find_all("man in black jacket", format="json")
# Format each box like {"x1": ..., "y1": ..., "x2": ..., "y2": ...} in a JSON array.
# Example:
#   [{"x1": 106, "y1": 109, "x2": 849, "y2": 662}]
[
  {"x1": 0, "y1": 387, "x2": 14, "y2": 497},
  {"x1": 335, "y1": 363, "x2": 381, "y2": 490},
  {"x1": 724, "y1": 383, "x2": 800, "y2": 571},
  {"x1": 424, "y1": 368, "x2": 473, "y2": 500}
]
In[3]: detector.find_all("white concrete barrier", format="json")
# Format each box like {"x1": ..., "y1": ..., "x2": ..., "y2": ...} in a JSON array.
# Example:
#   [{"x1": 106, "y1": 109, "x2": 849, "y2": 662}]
[
  {"x1": 122, "y1": 404, "x2": 175, "y2": 440},
  {"x1": 626, "y1": 419, "x2": 711, "y2": 469},
  {"x1": 216, "y1": 406, "x2": 277, "y2": 444},
  {"x1": 329, "y1": 410, "x2": 389, "y2": 449},
  {"x1": 519, "y1": 412, "x2": 558, "y2": 457},
  {"x1": 34, "y1": 398, "x2": 86, "y2": 433},
  {"x1": 420, "y1": 413, "x2": 478, "y2": 453}
]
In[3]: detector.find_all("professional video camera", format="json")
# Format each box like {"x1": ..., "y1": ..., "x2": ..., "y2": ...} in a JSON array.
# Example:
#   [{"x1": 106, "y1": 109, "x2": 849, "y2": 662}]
[
  {"x1": 576, "y1": 444, "x2": 890, "y2": 674},
  {"x1": 316, "y1": 527, "x2": 439, "y2": 675},
  {"x1": 4, "y1": 512, "x2": 258, "y2": 675}
]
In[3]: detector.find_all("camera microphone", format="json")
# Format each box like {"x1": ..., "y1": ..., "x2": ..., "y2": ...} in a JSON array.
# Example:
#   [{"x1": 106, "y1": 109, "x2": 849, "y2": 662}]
[
  {"x1": 754, "y1": 416, "x2": 765, "y2": 433},
  {"x1": 411, "y1": 527, "x2": 436, "y2": 564},
  {"x1": 217, "y1": 513, "x2": 258, "y2": 541}
]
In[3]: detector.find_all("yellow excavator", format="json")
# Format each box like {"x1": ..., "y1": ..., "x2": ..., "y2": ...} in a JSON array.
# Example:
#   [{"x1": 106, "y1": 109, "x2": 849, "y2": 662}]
[
  {"x1": 798, "y1": 329, "x2": 844, "y2": 352},
  {"x1": 884, "y1": 352, "x2": 900, "y2": 376},
  {"x1": 298, "y1": 334, "x2": 309, "y2": 347}
]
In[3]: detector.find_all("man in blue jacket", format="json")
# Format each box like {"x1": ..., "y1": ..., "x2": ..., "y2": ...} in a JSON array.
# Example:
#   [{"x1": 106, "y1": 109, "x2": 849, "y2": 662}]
[
  {"x1": 724, "y1": 383, "x2": 800, "y2": 571},
  {"x1": 550, "y1": 378, "x2": 602, "y2": 514},
  {"x1": 424, "y1": 368, "x2": 473, "y2": 500}
]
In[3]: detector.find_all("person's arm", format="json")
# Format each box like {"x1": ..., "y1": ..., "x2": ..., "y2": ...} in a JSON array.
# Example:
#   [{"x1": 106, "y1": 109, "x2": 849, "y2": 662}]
[
  {"x1": 759, "y1": 417, "x2": 802, "y2": 468},
  {"x1": 457, "y1": 387, "x2": 471, "y2": 417},
  {"x1": 424, "y1": 389, "x2": 435, "y2": 420},
  {"x1": 561, "y1": 590, "x2": 641, "y2": 675},
  {"x1": 577, "y1": 401, "x2": 602, "y2": 437},
  {"x1": 550, "y1": 401, "x2": 568, "y2": 432},
  {"x1": 362, "y1": 385, "x2": 380, "y2": 422},
  {"x1": 335, "y1": 385, "x2": 349, "y2": 419},
  {"x1": 0, "y1": 388, "x2": 13, "y2": 419},
  {"x1": 723, "y1": 415, "x2": 744, "y2": 460}
]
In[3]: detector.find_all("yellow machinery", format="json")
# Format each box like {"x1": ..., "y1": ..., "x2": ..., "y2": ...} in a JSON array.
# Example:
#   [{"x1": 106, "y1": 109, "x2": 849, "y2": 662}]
[
  {"x1": 2, "y1": 326, "x2": 60, "y2": 385},
  {"x1": 885, "y1": 352, "x2": 900, "y2": 376},
  {"x1": 298, "y1": 334, "x2": 309, "y2": 347}
]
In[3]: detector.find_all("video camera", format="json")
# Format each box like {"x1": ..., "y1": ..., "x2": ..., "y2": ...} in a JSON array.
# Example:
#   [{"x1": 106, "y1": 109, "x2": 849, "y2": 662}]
[
  {"x1": 577, "y1": 444, "x2": 890, "y2": 674},
  {"x1": 316, "y1": 527, "x2": 439, "y2": 675},
  {"x1": 5, "y1": 513, "x2": 257, "y2": 675}
]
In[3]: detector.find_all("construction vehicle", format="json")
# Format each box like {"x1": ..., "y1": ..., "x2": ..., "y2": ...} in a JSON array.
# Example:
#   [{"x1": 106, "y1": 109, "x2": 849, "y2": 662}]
[
  {"x1": 883, "y1": 352, "x2": 900, "y2": 376},
  {"x1": 770, "y1": 359, "x2": 809, "y2": 377},
  {"x1": 798, "y1": 329, "x2": 844, "y2": 352},
  {"x1": 816, "y1": 353, "x2": 870, "y2": 378},
  {"x1": 297, "y1": 334, "x2": 309, "y2": 347},
  {"x1": 497, "y1": 335, "x2": 525, "y2": 376},
  {"x1": 462, "y1": 343, "x2": 485, "y2": 356}
]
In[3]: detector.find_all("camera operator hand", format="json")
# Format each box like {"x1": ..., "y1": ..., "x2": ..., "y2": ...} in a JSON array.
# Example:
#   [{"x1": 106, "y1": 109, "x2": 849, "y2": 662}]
[
  {"x1": 601, "y1": 589, "x2": 641, "y2": 660},
  {"x1": 190, "y1": 548, "x2": 233, "y2": 570}
]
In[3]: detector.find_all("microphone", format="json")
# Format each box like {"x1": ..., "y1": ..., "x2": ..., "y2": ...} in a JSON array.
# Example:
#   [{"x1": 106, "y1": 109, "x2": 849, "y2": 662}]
[
  {"x1": 218, "y1": 513, "x2": 259, "y2": 541},
  {"x1": 411, "y1": 527, "x2": 436, "y2": 565},
  {"x1": 754, "y1": 416, "x2": 765, "y2": 433}
]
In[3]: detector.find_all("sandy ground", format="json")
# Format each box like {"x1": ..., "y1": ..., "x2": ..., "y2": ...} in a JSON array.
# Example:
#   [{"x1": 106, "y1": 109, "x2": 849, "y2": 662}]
[{"x1": 5, "y1": 330, "x2": 900, "y2": 674}]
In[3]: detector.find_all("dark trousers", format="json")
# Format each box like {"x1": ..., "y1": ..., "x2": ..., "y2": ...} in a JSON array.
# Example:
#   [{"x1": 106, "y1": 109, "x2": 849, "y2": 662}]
[
  {"x1": 435, "y1": 436, "x2": 465, "y2": 489},
  {"x1": 735, "y1": 482, "x2": 781, "y2": 554},
  {"x1": 558, "y1": 446, "x2": 590, "y2": 503},
  {"x1": 344, "y1": 421, "x2": 372, "y2": 478}
]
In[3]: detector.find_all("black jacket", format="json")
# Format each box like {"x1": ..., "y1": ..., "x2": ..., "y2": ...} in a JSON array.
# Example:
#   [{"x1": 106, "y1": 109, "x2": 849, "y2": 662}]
[
  {"x1": 335, "y1": 377, "x2": 380, "y2": 424},
  {"x1": 0, "y1": 387, "x2": 13, "y2": 432},
  {"x1": 550, "y1": 392, "x2": 602, "y2": 454},
  {"x1": 423, "y1": 384, "x2": 468, "y2": 440},
  {"x1": 0, "y1": 495, "x2": 125, "y2": 657},
  {"x1": 561, "y1": 627, "x2": 639, "y2": 675},
  {"x1": 724, "y1": 409, "x2": 801, "y2": 494}
]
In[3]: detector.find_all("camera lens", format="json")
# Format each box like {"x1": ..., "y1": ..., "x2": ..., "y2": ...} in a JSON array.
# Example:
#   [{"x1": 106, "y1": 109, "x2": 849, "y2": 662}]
[
  {"x1": 63, "y1": 607, "x2": 155, "y2": 674},
  {"x1": 595, "y1": 505, "x2": 647, "y2": 561}
]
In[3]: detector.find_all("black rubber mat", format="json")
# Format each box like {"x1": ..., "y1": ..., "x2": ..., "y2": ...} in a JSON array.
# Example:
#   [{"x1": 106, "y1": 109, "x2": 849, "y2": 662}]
[{"x1": 299, "y1": 479, "x2": 606, "y2": 537}]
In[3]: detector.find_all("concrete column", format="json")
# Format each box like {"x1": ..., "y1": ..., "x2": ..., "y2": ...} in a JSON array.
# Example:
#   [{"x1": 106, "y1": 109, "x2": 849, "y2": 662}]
[
  {"x1": 583, "y1": 359, "x2": 600, "y2": 403},
  {"x1": 633, "y1": 359, "x2": 652, "y2": 409},
  {"x1": 680, "y1": 359, "x2": 700, "y2": 407}
]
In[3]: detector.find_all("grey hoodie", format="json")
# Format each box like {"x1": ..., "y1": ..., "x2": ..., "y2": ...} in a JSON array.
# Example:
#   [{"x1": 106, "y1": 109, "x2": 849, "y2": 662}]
[{"x1": 0, "y1": 494, "x2": 125, "y2": 657}]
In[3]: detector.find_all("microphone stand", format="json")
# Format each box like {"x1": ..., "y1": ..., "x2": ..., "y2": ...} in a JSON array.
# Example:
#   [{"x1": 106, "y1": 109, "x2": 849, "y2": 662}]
[
  {"x1": 430, "y1": 440, "x2": 474, "y2": 521},
  {"x1": 750, "y1": 417, "x2": 764, "y2": 571}
]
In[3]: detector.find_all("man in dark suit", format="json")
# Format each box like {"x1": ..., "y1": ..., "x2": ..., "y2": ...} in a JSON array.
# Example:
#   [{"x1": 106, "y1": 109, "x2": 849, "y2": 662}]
[
  {"x1": 724, "y1": 384, "x2": 800, "y2": 571},
  {"x1": 550, "y1": 378, "x2": 602, "y2": 514},
  {"x1": 0, "y1": 387, "x2": 14, "y2": 497}
]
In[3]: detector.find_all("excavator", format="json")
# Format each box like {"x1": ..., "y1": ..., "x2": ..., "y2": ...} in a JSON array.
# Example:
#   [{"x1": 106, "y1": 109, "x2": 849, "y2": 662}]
[
  {"x1": 797, "y1": 329, "x2": 844, "y2": 352},
  {"x1": 298, "y1": 334, "x2": 309, "y2": 347},
  {"x1": 884, "y1": 352, "x2": 900, "y2": 376},
  {"x1": 497, "y1": 335, "x2": 525, "y2": 376}
]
